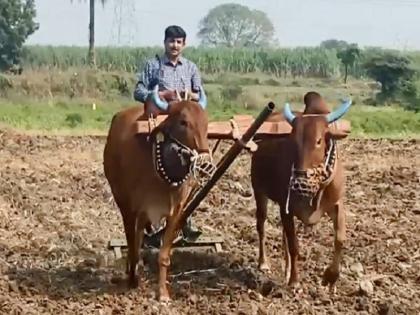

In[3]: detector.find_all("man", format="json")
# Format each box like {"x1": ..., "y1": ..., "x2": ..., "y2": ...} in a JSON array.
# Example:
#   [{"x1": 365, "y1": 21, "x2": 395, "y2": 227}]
[
  {"x1": 133, "y1": 25, "x2": 203, "y2": 241},
  {"x1": 134, "y1": 25, "x2": 202, "y2": 111}
]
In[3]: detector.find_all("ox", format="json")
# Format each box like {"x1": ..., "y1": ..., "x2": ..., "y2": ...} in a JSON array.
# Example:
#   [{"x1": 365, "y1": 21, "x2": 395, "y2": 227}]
[
  {"x1": 250, "y1": 98, "x2": 352, "y2": 290},
  {"x1": 103, "y1": 85, "x2": 211, "y2": 301}
]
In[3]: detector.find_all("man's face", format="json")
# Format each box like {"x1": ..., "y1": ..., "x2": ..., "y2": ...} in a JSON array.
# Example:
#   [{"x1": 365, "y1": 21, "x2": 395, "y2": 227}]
[{"x1": 164, "y1": 37, "x2": 185, "y2": 58}]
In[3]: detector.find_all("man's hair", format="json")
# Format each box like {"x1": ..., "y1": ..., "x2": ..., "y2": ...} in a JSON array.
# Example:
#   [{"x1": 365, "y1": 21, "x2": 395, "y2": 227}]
[
  {"x1": 164, "y1": 25, "x2": 187, "y2": 41},
  {"x1": 303, "y1": 91, "x2": 321, "y2": 106}
]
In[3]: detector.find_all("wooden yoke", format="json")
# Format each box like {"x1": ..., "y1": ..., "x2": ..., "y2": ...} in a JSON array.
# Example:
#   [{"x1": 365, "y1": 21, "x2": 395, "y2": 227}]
[{"x1": 134, "y1": 114, "x2": 352, "y2": 140}]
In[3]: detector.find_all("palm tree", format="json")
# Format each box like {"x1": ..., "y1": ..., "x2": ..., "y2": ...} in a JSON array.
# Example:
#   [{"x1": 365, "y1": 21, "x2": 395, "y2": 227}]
[{"x1": 71, "y1": 0, "x2": 107, "y2": 66}]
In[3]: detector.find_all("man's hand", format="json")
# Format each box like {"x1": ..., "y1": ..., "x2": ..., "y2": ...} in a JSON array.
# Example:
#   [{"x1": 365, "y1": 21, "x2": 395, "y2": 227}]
[
  {"x1": 159, "y1": 90, "x2": 177, "y2": 102},
  {"x1": 146, "y1": 90, "x2": 174, "y2": 117},
  {"x1": 189, "y1": 92, "x2": 199, "y2": 101},
  {"x1": 179, "y1": 90, "x2": 199, "y2": 101}
]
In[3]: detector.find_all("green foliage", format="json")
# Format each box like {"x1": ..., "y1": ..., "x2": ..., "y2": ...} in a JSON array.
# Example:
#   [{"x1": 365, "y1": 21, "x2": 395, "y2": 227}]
[
  {"x1": 198, "y1": 3, "x2": 275, "y2": 48},
  {"x1": 221, "y1": 84, "x2": 243, "y2": 100},
  {"x1": 364, "y1": 52, "x2": 414, "y2": 96},
  {"x1": 320, "y1": 39, "x2": 349, "y2": 51},
  {"x1": 0, "y1": 0, "x2": 39, "y2": 71},
  {"x1": 0, "y1": 74, "x2": 12, "y2": 92},
  {"x1": 337, "y1": 44, "x2": 361, "y2": 83},
  {"x1": 0, "y1": 100, "x2": 418, "y2": 138},
  {"x1": 65, "y1": 113, "x2": 83, "y2": 128},
  {"x1": 363, "y1": 52, "x2": 417, "y2": 110},
  {"x1": 21, "y1": 45, "x2": 342, "y2": 78}
]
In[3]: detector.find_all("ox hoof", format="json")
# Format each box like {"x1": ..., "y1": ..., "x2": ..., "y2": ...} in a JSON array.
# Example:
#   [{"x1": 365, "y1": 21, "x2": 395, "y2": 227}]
[
  {"x1": 322, "y1": 266, "x2": 340, "y2": 286},
  {"x1": 285, "y1": 272, "x2": 299, "y2": 287},
  {"x1": 258, "y1": 261, "x2": 271, "y2": 273},
  {"x1": 287, "y1": 282, "x2": 303, "y2": 297},
  {"x1": 128, "y1": 277, "x2": 139, "y2": 289},
  {"x1": 159, "y1": 295, "x2": 171, "y2": 304}
]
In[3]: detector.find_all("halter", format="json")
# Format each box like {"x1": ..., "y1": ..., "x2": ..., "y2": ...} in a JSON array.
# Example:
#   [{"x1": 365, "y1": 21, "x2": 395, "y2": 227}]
[
  {"x1": 151, "y1": 130, "x2": 215, "y2": 188},
  {"x1": 285, "y1": 138, "x2": 337, "y2": 214}
]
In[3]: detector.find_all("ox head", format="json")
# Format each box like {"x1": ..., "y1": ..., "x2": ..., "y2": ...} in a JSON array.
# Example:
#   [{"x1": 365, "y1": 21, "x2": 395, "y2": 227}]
[
  {"x1": 283, "y1": 99, "x2": 351, "y2": 171},
  {"x1": 150, "y1": 84, "x2": 207, "y2": 112},
  {"x1": 150, "y1": 84, "x2": 209, "y2": 153},
  {"x1": 149, "y1": 86, "x2": 212, "y2": 187}
]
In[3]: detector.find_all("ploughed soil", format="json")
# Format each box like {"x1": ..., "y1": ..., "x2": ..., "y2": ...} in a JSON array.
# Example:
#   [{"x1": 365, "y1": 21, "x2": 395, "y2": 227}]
[{"x1": 0, "y1": 129, "x2": 418, "y2": 314}]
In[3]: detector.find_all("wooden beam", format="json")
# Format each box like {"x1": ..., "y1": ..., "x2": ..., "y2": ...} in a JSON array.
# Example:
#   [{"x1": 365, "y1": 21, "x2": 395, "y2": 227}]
[{"x1": 133, "y1": 114, "x2": 351, "y2": 140}]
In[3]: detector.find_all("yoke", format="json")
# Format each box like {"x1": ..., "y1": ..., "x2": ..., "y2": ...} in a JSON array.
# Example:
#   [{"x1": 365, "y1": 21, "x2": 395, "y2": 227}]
[{"x1": 133, "y1": 113, "x2": 351, "y2": 141}]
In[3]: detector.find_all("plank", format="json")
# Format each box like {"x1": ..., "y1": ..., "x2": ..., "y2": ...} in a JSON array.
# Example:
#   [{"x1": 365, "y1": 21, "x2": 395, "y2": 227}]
[
  {"x1": 108, "y1": 235, "x2": 224, "y2": 250},
  {"x1": 133, "y1": 114, "x2": 351, "y2": 140}
]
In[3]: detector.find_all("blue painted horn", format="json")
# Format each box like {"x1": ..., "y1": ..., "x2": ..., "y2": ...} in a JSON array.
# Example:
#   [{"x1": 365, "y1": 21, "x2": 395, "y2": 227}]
[
  {"x1": 197, "y1": 86, "x2": 207, "y2": 109},
  {"x1": 283, "y1": 103, "x2": 296, "y2": 124},
  {"x1": 284, "y1": 99, "x2": 352, "y2": 125},
  {"x1": 326, "y1": 99, "x2": 352, "y2": 123},
  {"x1": 150, "y1": 85, "x2": 169, "y2": 111}
]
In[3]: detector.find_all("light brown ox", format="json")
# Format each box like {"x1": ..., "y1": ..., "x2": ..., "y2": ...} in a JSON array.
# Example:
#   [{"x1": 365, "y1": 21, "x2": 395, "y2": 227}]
[
  {"x1": 250, "y1": 99, "x2": 352, "y2": 290},
  {"x1": 103, "y1": 85, "x2": 211, "y2": 301}
]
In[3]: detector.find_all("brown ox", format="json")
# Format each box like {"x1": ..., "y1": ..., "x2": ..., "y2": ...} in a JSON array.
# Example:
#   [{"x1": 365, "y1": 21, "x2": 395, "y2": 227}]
[
  {"x1": 103, "y1": 85, "x2": 211, "y2": 301},
  {"x1": 250, "y1": 98, "x2": 352, "y2": 290}
]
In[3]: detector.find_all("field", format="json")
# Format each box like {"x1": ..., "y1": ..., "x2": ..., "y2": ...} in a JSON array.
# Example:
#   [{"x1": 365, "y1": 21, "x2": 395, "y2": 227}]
[
  {"x1": 0, "y1": 129, "x2": 419, "y2": 314},
  {"x1": 0, "y1": 44, "x2": 419, "y2": 314}
]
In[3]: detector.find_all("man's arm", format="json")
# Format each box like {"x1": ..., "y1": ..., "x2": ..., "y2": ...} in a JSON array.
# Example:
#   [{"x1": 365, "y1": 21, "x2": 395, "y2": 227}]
[
  {"x1": 190, "y1": 62, "x2": 202, "y2": 93},
  {"x1": 134, "y1": 61, "x2": 152, "y2": 103}
]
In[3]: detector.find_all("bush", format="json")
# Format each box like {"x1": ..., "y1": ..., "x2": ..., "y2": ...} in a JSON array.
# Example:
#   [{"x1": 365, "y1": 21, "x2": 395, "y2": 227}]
[
  {"x1": 65, "y1": 113, "x2": 83, "y2": 128},
  {"x1": 221, "y1": 84, "x2": 243, "y2": 101}
]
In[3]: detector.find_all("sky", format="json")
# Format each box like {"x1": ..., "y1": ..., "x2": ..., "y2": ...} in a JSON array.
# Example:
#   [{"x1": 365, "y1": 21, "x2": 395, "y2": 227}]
[{"x1": 27, "y1": 0, "x2": 420, "y2": 50}]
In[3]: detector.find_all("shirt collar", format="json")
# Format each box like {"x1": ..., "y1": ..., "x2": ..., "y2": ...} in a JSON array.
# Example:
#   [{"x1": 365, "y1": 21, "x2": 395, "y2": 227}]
[{"x1": 162, "y1": 54, "x2": 184, "y2": 66}]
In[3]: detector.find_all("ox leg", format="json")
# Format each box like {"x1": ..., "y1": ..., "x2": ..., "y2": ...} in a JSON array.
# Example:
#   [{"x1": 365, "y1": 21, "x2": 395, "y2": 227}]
[
  {"x1": 121, "y1": 211, "x2": 134, "y2": 275},
  {"x1": 280, "y1": 209, "x2": 299, "y2": 285},
  {"x1": 323, "y1": 201, "x2": 346, "y2": 290},
  {"x1": 255, "y1": 191, "x2": 270, "y2": 271},
  {"x1": 128, "y1": 212, "x2": 146, "y2": 288},
  {"x1": 158, "y1": 211, "x2": 182, "y2": 302}
]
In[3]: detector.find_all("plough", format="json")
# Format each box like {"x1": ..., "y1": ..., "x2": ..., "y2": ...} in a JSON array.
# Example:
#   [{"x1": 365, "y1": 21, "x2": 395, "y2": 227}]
[{"x1": 108, "y1": 102, "x2": 351, "y2": 258}]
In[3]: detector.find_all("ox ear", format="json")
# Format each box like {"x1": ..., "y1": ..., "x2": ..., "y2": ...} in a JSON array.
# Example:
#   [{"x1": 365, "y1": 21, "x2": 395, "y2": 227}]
[{"x1": 327, "y1": 127, "x2": 350, "y2": 140}]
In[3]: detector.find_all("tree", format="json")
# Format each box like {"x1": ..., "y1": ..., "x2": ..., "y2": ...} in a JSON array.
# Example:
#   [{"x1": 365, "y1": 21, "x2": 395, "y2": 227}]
[
  {"x1": 337, "y1": 44, "x2": 361, "y2": 83},
  {"x1": 0, "y1": 0, "x2": 39, "y2": 71},
  {"x1": 70, "y1": 0, "x2": 107, "y2": 66},
  {"x1": 363, "y1": 52, "x2": 418, "y2": 110},
  {"x1": 320, "y1": 39, "x2": 349, "y2": 51},
  {"x1": 197, "y1": 3, "x2": 275, "y2": 48}
]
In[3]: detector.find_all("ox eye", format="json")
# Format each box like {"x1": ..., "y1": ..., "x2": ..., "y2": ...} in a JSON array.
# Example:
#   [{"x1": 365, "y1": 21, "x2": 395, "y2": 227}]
[
  {"x1": 180, "y1": 120, "x2": 188, "y2": 127},
  {"x1": 316, "y1": 138, "x2": 322, "y2": 146}
]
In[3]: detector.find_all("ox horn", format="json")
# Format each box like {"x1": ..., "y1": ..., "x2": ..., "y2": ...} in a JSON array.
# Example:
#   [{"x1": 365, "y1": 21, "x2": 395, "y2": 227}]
[
  {"x1": 150, "y1": 85, "x2": 169, "y2": 111},
  {"x1": 326, "y1": 99, "x2": 352, "y2": 124},
  {"x1": 175, "y1": 90, "x2": 182, "y2": 101},
  {"x1": 283, "y1": 103, "x2": 296, "y2": 125},
  {"x1": 197, "y1": 87, "x2": 207, "y2": 109}
]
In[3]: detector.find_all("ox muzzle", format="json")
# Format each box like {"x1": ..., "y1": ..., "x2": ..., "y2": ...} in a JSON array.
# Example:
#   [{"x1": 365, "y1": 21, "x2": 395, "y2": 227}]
[
  {"x1": 152, "y1": 131, "x2": 215, "y2": 188},
  {"x1": 289, "y1": 139, "x2": 337, "y2": 200}
]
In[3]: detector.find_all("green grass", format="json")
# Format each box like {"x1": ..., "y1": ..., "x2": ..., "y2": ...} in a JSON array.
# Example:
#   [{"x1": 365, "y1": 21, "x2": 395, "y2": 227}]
[
  {"x1": 0, "y1": 98, "x2": 418, "y2": 138},
  {"x1": 0, "y1": 69, "x2": 418, "y2": 138}
]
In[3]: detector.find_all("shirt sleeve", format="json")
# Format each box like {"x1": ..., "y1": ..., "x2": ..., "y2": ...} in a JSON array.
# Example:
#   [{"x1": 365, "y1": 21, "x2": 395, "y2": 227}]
[
  {"x1": 133, "y1": 61, "x2": 152, "y2": 103},
  {"x1": 190, "y1": 62, "x2": 202, "y2": 92}
]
